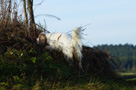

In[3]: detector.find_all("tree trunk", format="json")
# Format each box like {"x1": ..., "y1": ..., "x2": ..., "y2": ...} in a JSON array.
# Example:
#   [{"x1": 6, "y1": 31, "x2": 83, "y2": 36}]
[
  {"x1": 1, "y1": 0, "x2": 4, "y2": 20},
  {"x1": 4, "y1": 0, "x2": 11, "y2": 27},
  {"x1": 0, "y1": 0, "x2": 2, "y2": 19},
  {"x1": 7, "y1": 0, "x2": 11, "y2": 21},
  {"x1": 27, "y1": 0, "x2": 35, "y2": 26},
  {"x1": 23, "y1": 0, "x2": 28, "y2": 26},
  {"x1": 27, "y1": 0, "x2": 36, "y2": 40}
]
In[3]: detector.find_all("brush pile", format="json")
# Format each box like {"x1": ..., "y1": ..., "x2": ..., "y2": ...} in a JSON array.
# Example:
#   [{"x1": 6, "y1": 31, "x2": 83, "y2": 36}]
[
  {"x1": 82, "y1": 46, "x2": 115, "y2": 76},
  {"x1": 0, "y1": 20, "x2": 42, "y2": 54},
  {"x1": 0, "y1": 17, "x2": 117, "y2": 80},
  {"x1": 0, "y1": 21, "x2": 115, "y2": 76}
]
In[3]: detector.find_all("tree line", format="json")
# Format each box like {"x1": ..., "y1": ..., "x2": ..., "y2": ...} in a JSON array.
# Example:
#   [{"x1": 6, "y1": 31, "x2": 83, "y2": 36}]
[{"x1": 95, "y1": 44, "x2": 136, "y2": 72}]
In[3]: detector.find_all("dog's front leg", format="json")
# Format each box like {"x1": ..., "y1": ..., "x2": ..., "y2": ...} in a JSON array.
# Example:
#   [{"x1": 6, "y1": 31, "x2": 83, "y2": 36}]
[{"x1": 45, "y1": 45, "x2": 54, "y2": 51}]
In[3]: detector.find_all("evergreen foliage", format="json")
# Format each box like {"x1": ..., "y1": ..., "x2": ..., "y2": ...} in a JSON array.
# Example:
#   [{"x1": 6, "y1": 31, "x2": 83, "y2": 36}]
[{"x1": 95, "y1": 44, "x2": 136, "y2": 72}]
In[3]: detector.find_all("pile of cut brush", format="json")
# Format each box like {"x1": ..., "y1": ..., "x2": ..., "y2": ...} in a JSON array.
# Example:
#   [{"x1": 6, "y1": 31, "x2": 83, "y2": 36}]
[
  {"x1": 82, "y1": 46, "x2": 116, "y2": 76},
  {"x1": 47, "y1": 45, "x2": 116, "y2": 76},
  {"x1": 0, "y1": 20, "x2": 41, "y2": 53},
  {"x1": 0, "y1": 20, "x2": 116, "y2": 78}
]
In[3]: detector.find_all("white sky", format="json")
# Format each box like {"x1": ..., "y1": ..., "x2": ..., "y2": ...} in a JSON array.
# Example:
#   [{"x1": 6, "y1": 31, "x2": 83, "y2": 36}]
[{"x1": 33, "y1": 0, "x2": 136, "y2": 46}]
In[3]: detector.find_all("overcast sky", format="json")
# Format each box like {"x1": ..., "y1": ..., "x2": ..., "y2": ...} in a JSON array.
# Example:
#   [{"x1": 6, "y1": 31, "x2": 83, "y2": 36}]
[{"x1": 33, "y1": 0, "x2": 136, "y2": 46}]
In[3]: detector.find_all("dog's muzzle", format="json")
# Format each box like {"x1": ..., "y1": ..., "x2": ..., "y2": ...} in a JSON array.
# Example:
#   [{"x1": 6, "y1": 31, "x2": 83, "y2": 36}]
[{"x1": 36, "y1": 38, "x2": 39, "y2": 44}]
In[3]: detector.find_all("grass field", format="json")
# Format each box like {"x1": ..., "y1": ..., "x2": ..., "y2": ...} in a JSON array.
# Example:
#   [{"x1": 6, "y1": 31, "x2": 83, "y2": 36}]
[
  {"x1": 119, "y1": 72, "x2": 136, "y2": 81},
  {"x1": 0, "y1": 72, "x2": 136, "y2": 90}
]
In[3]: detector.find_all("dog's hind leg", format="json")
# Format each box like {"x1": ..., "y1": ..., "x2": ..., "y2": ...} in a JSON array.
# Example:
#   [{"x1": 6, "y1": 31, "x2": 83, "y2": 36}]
[{"x1": 62, "y1": 48, "x2": 74, "y2": 66}]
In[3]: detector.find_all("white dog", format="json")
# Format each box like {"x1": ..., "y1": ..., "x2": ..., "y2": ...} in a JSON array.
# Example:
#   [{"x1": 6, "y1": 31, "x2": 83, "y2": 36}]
[{"x1": 36, "y1": 27, "x2": 83, "y2": 70}]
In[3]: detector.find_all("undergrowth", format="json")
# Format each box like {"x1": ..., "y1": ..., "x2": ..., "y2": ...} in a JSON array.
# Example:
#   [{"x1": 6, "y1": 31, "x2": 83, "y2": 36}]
[
  {"x1": 0, "y1": 46, "x2": 73, "y2": 89},
  {"x1": 0, "y1": 14, "x2": 136, "y2": 90}
]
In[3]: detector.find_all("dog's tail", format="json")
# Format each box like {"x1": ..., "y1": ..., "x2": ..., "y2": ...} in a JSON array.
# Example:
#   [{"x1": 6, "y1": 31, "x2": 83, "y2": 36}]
[{"x1": 72, "y1": 27, "x2": 83, "y2": 70}]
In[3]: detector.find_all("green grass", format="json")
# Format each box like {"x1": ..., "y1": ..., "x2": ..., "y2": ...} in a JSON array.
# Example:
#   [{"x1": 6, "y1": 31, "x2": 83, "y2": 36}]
[
  {"x1": 119, "y1": 72, "x2": 136, "y2": 81},
  {"x1": 1, "y1": 76, "x2": 135, "y2": 90}
]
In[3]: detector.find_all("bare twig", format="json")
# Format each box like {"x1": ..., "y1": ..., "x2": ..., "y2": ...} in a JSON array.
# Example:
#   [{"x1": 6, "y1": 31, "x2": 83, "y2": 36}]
[
  {"x1": 34, "y1": 0, "x2": 44, "y2": 11},
  {"x1": 35, "y1": 23, "x2": 50, "y2": 33},
  {"x1": 35, "y1": 14, "x2": 61, "y2": 21}
]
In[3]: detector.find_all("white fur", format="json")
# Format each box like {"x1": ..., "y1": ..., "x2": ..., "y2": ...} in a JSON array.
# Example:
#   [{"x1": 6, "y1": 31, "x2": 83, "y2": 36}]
[{"x1": 37, "y1": 27, "x2": 83, "y2": 70}]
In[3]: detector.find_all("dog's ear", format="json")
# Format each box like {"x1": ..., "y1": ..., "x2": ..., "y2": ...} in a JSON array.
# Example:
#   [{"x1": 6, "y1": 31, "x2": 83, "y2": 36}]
[{"x1": 38, "y1": 34, "x2": 47, "y2": 45}]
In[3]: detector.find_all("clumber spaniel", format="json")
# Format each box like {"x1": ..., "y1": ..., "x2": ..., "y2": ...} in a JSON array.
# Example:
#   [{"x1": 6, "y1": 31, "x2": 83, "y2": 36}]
[{"x1": 36, "y1": 27, "x2": 83, "y2": 70}]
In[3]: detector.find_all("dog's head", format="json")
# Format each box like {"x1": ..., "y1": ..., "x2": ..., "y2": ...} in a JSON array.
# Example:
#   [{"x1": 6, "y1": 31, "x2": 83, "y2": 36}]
[{"x1": 36, "y1": 33, "x2": 47, "y2": 45}]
